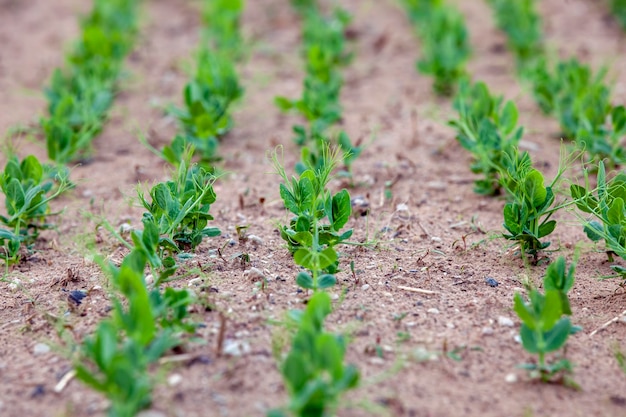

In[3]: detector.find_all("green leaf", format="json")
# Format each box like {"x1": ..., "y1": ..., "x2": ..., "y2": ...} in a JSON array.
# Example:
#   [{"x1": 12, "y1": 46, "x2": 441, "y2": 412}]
[
  {"x1": 514, "y1": 293, "x2": 535, "y2": 329},
  {"x1": 541, "y1": 290, "x2": 563, "y2": 331},
  {"x1": 524, "y1": 169, "x2": 547, "y2": 208},
  {"x1": 330, "y1": 190, "x2": 351, "y2": 231},
  {"x1": 608, "y1": 197, "x2": 625, "y2": 225},
  {"x1": 499, "y1": 100, "x2": 519, "y2": 135},
  {"x1": 543, "y1": 317, "x2": 572, "y2": 352},
  {"x1": 296, "y1": 272, "x2": 314, "y2": 289},
  {"x1": 318, "y1": 274, "x2": 337, "y2": 288},
  {"x1": 538, "y1": 220, "x2": 556, "y2": 238},
  {"x1": 583, "y1": 220, "x2": 603, "y2": 242},
  {"x1": 520, "y1": 323, "x2": 539, "y2": 354},
  {"x1": 570, "y1": 184, "x2": 596, "y2": 213}
]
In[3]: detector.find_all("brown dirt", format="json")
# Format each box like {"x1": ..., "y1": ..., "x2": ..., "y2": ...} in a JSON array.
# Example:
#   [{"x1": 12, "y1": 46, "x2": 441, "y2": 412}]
[{"x1": 1, "y1": 0, "x2": 626, "y2": 416}]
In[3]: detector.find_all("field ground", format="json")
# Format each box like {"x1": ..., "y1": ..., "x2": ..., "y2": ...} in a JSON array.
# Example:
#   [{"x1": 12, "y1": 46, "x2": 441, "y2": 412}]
[{"x1": 1, "y1": 0, "x2": 626, "y2": 416}]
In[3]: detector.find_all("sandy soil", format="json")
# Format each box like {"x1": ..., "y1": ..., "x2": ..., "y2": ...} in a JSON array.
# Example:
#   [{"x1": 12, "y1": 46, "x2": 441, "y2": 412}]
[{"x1": 0, "y1": 0, "x2": 625, "y2": 416}]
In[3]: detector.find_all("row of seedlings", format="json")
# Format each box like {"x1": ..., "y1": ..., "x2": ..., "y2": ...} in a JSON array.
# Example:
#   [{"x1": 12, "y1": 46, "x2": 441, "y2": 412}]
[
  {"x1": 268, "y1": 147, "x2": 359, "y2": 416},
  {"x1": 488, "y1": 0, "x2": 626, "y2": 168},
  {"x1": 488, "y1": 0, "x2": 626, "y2": 280},
  {"x1": 401, "y1": 0, "x2": 471, "y2": 96},
  {"x1": 42, "y1": 0, "x2": 140, "y2": 164},
  {"x1": 276, "y1": 1, "x2": 361, "y2": 175},
  {"x1": 71, "y1": 1, "x2": 244, "y2": 415},
  {"x1": 154, "y1": 0, "x2": 245, "y2": 169},
  {"x1": 74, "y1": 151, "x2": 221, "y2": 416}
]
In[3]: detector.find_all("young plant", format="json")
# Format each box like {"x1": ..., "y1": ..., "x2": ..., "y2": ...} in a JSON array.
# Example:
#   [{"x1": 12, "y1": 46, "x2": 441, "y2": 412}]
[
  {"x1": 202, "y1": 0, "x2": 245, "y2": 56},
  {"x1": 500, "y1": 151, "x2": 565, "y2": 262},
  {"x1": 449, "y1": 80, "x2": 523, "y2": 195},
  {"x1": 138, "y1": 154, "x2": 220, "y2": 254},
  {"x1": 514, "y1": 256, "x2": 578, "y2": 383},
  {"x1": 403, "y1": 0, "x2": 471, "y2": 96},
  {"x1": 272, "y1": 147, "x2": 352, "y2": 290},
  {"x1": 487, "y1": 0, "x2": 543, "y2": 74},
  {"x1": 0, "y1": 155, "x2": 71, "y2": 263},
  {"x1": 529, "y1": 59, "x2": 625, "y2": 166},
  {"x1": 75, "y1": 248, "x2": 196, "y2": 417},
  {"x1": 42, "y1": 0, "x2": 139, "y2": 163},
  {"x1": 570, "y1": 161, "x2": 626, "y2": 275},
  {"x1": 168, "y1": 48, "x2": 244, "y2": 165},
  {"x1": 268, "y1": 291, "x2": 359, "y2": 417}
]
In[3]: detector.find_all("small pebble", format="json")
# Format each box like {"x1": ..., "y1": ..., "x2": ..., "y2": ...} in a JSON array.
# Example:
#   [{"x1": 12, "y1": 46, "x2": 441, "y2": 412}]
[
  {"x1": 68, "y1": 290, "x2": 87, "y2": 306},
  {"x1": 427, "y1": 308, "x2": 440, "y2": 315},
  {"x1": 431, "y1": 236, "x2": 442, "y2": 243},
  {"x1": 361, "y1": 284, "x2": 370, "y2": 291},
  {"x1": 145, "y1": 274, "x2": 154, "y2": 285},
  {"x1": 485, "y1": 277, "x2": 499, "y2": 287},
  {"x1": 396, "y1": 203, "x2": 409, "y2": 212},
  {"x1": 498, "y1": 316, "x2": 514, "y2": 327},
  {"x1": 167, "y1": 374, "x2": 182, "y2": 386},
  {"x1": 247, "y1": 235, "x2": 264, "y2": 246},
  {"x1": 481, "y1": 327, "x2": 494, "y2": 336},
  {"x1": 188, "y1": 277, "x2": 202, "y2": 286},
  {"x1": 245, "y1": 267, "x2": 265, "y2": 281},
  {"x1": 446, "y1": 322, "x2": 455, "y2": 329},
  {"x1": 119, "y1": 223, "x2": 133, "y2": 233},
  {"x1": 331, "y1": 293, "x2": 339, "y2": 300},
  {"x1": 223, "y1": 339, "x2": 251, "y2": 356},
  {"x1": 505, "y1": 373, "x2": 518, "y2": 383},
  {"x1": 369, "y1": 357, "x2": 385, "y2": 365},
  {"x1": 426, "y1": 181, "x2": 447, "y2": 191},
  {"x1": 33, "y1": 343, "x2": 50, "y2": 356}
]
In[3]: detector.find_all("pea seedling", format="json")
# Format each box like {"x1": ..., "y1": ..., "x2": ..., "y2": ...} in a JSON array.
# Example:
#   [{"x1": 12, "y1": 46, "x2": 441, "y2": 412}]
[
  {"x1": 268, "y1": 292, "x2": 359, "y2": 417},
  {"x1": 272, "y1": 147, "x2": 352, "y2": 290},
  {"x1": 449, "y1": 80, "x2": 523, "y2": 195},
  {"x1": 0, "y1": 155, "x2": 71, "y2": 263},
  {"x1": 514, "y1": 256, "x2": 578, "y2": 384}
]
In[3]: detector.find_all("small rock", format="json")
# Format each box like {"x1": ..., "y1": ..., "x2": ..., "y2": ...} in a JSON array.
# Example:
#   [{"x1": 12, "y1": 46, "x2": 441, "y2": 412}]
[
  {"x1": 245, "y1": 267, "x2": 265, "y2": 281},
  {"x1": 119, "y1": 223, "x2": 133, "y2": 233},
  {"x1": 33, "y1": 343, "x2": 50, "y2": 356},
  {"x1": 426, "y1": 181, "x2": 447, "y2": 191},
  {"x1": 188, "y1": 277, "x2": 202, "y2": 286},
  {"x1": 446, "y1": 322, "x2": 455, "y2": 329},
  {"x1": 247, "y1": 235, "x2": 264, "y2": 246},
  {"x1": 361, "y1": 284, "x2": 370, "y2": 291},
  {"x1": 68, "y1": 290, "x2": 87, "y2": 306},
  {"x1": 223, "y1": 339, "x2": 251, "y2": 356},
  {"x1": 396, "y1": 203, "x2": 409, "y2": 212},
  {"x1": 498, "y1": 316, "x2": 514, "y2": 327},
  {"x1": 481, "y1": 327, "x2": 494, "y2": 336},
  {"x1": 430, "y1": 236, "x2": 442, "y2": 243},
  {"x1": 427, "y1": 308, "x2": 440, "y2": 315},
  {"x1": 331, "y1": 293, "x2": 339, "y2": 300},
  {"x1": 167, "y1": 374, "x2": 182, "y2": 386},
  {"x1": 369, "y1": 357, "x2": 385, "y2": 365},
  {"x1": 145, "y1": 274, "x2": 154, "y2": 285},
  {"x1": 505, "y1": 373, "x2": 518, "y2": 383},
  {"x1": 513, "y1": 334, "x2": 522, "y2": 343},
  {"x1": 351, "y1": 196, "x2": 370, "y2": 216},
  {"x1": 485, "y1": 277, "x2": 499, "y2": 287}
]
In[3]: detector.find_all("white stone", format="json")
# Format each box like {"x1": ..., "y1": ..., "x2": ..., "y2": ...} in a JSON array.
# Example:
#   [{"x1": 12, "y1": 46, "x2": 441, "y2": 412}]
[
  {"x1": 223, "y1": 339, "x2": 251, "y2": 356},
  {"x1": 396, "y1": 203, "x2": 409, "y2": 212},
  {"x1": 245, "y1": 267, "x2": 265, "y2": 280},
  {"x1": 427, "y1": 308, "x2": 440, "y2": 315},
  {"x1": 505, "y1": 373, "x2": 518, "y2": 383},
  {"x1": 498, "y1": 316, "x2": 514, "y2": 327},
  {"x1": 361, "y1": 284, "x2": 370, "y2": 291},
  {"x1": 248, "y1": 235, "x2": 264, "y2": 246},
  {"x1": 167, "y1": 374, "x2": 182, "y2": 386},
  {"x1": 481, "y1": 327, "x2": 494, "y2": 336},
  {"x1": 33, "y1": 343, "x2": 50, "y2": 356},
  {"x1": 446, "y1": 322, "x2": 455, "y2": 329}
]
